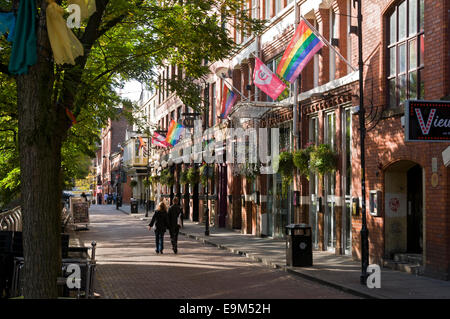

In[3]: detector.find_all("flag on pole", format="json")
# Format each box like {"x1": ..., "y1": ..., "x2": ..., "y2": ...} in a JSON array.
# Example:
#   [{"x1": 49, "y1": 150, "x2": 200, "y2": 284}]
[
  {"x1": 220, "y1": 84, "x2": 238, "y2": 118},
  {"x1": 152, "y1": 132, "x2": 170, "y2": 148},
  {"x1": 165, "y1": 120, "x2": 185, "y2": 146},
  {"x1": 253, "y1": 57, "x2": 287, "y2": 100},
  {"x1": 277, "y1": 20, "x2": 325, "y2": 83}
]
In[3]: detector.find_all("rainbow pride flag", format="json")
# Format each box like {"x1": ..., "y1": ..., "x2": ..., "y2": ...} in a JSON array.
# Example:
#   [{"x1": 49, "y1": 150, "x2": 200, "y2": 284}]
[
  {"x1": 220, "y1": 84, "x2": 238, "y2": 118},
  {"x1": 277, "y1": 20, "x2": 324, "y2": 83},
  {"x1": 165, "y1": 120, "x2": 185, "y2": 146}
]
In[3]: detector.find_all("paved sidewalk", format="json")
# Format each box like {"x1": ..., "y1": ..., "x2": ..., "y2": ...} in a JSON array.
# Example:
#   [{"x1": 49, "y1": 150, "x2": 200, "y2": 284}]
[
  {"x1": 169, "y1": 219, "x2": 450, "y2": 299},
  {"x1": 76, "y1": 205, "x2": 358, "y2": 299}
]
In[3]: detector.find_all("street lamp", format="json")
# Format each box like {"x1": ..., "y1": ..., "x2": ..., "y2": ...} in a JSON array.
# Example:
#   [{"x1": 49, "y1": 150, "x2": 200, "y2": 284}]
[
  {"x1": 182, "y1": 112, "x2": 205, "y2": 232},
  {"x1": 354, "y1": 0, "x2": 369, "y2": 285}
]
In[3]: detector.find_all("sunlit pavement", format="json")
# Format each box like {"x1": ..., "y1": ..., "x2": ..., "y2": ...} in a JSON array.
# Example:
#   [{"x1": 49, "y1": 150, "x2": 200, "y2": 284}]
[{"x1": 76, "y1": 204, "x2": 359, "y2": 299}]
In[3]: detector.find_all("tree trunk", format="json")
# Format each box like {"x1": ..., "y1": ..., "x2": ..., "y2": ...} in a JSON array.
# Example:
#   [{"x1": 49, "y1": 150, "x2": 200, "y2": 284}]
[{"x1": 17, "y1": 1, "x2": 64, "y2": 298}]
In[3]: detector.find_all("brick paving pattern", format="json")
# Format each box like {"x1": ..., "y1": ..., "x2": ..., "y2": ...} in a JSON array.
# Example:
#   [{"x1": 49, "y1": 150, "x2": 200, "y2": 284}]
[{"x1": 77, "y1": 205, "x2": 359, "y2": 299}]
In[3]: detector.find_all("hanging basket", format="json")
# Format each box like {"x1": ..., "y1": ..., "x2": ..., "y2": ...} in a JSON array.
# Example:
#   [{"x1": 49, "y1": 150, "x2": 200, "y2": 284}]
[
  {"x1": 180, "y1": 170, "x2": 189, "y2": 185},
  {"x1": 277, "y1": 151, "x2": 294, "y2": 197},
  {"x1": 143, "y1": 179, "x2": 151, "y2": 188},
  {"x1": 293, "y1": 145, "x2": 315, "y2": 178},
  {"x1": 243, "y1": 163, "x2": 259, "y2": 181},
  {"x1": 130, "y1": 180, "x2": 138, "y2": 188},
  {"x1": 187, "y1": 167, "x2": 199, "y2": 185},
  {"x1": 160, "y1": 168, "x2": 174, "y2": 186},
  {"x1": 199, "y1": 164, "x2": 213, "y2": 187},
  {"x1": 309, "y1": 144, "x2": 338, "y2": 176}
]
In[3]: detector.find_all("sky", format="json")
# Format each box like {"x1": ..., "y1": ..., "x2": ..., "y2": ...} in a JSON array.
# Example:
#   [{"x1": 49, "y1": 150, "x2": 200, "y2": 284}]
[{"x1": 116, "y1": 80, "x2": 143, "y2": 102}]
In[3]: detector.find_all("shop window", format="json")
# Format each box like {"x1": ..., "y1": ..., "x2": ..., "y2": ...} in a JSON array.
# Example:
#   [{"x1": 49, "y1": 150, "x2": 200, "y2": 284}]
[{"x1": 387, "y1": 0, "x2": 424, "y2": 109}]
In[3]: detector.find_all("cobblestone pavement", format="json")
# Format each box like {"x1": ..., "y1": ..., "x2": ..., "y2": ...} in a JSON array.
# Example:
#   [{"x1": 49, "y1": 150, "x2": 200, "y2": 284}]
[{"x1": 77, "y1": 205, "x2": 360, "y2": 299}]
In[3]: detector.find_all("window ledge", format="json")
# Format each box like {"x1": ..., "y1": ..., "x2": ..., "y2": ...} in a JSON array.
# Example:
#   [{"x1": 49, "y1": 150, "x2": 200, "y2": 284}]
[{"x1": 382, "y1": 106, "x2": 404, "y2": 118}]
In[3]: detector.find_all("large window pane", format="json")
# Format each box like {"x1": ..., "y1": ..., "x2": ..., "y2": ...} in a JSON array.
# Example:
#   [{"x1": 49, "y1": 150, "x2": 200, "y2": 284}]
[
  {"x1": 399, "y1": 1, "x2": 407, "y2": 40},
  {"x1": 419, "y1": 70, "x2": 425, "y2": 99},
  {"x1": 419, "y1": 34, "x2": 424, "y2": 66},
  {"x1": 275, "y1": 0, "x2": 281, "y2": 14},
  {"x1": 390, "y1": 10, "x2": 397, "y2": 44},
  {"x1": 409, "y1": 39, "x2": 417, "y2": 70},
  {"x1": 419, "y1": 0, "x2": 424, "y2": 31},
  {"x1": 389, "y1": 78, "x2": 397, "y2": 107},
  {"x1": 409, "y1": 0, "x2": 418, "y2": 36},
  {"x1": 399, "y1": 74, "x2": 407, "y2": 105},
  {"x1": 399, "y1": 44, "x2": 407, "y2": 73},
  {"x1": 265, "y1": 0, "x2": 271, "y2": 19},
  {"x1": 390, "y1": 47, "x2": 396, "y2": 76},
  {"x1": 409, "y1": 71, "x2": 418, "y2": 99}
]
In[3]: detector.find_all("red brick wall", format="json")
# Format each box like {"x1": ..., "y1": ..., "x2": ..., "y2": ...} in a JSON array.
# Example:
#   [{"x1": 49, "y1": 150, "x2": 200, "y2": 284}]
[{"x1": 349, "y1": 0, "x2": 450, "y2": 279}]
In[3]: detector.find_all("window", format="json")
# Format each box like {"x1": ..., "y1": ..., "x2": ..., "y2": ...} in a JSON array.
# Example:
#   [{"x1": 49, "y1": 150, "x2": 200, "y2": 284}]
[
  {"x1": 265, "y1": 0, "x2": 271, "y2": 19},
  {"x1": 275, "y1": 0, "x2": 282, "y2": 15},
  {"x1": 387, "y1": 0, "x2": 424, "y2": 109},
  {"x1": 314, "y1": 20, "x2": 320, "y2": 87},
  {"x1": 211, "y1": 83, "x2": 216, "y2": 127},
  {"x1": 309, "y1": 117, "x2": 319, "y2": 145},
  {"x1": 279, "y1": 122, "x2": 292, "y2": 153},
  {"x1": 243, "y1": 1, "x2": 250, "y2": 42},
  {"x1": 204, "y1": 84, "x2": 210, "y2": 129},
  {"x1": 177, "y1": 107, "x2": 182, "y2": 122},
  {"x1": 235, "y1": 19, "x2": 241, "y2": 44},
  {"x1": 330, "y1": 9, "x2": 338, "y2": 81}
]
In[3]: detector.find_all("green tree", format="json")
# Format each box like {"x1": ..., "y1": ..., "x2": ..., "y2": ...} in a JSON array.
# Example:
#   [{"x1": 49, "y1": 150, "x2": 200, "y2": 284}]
[{"x1": 0, "y1": 0, "x2": 263, "y2": 297}]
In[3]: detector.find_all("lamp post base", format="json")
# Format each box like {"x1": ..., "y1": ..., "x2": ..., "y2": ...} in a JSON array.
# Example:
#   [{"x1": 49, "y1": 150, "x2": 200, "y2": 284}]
[
  {"x1": 360, "y1": 227, "x2": 369, "y2": 285},
  {"x1": 205, "y1": 208, "x2": 210, "y2": 236}
]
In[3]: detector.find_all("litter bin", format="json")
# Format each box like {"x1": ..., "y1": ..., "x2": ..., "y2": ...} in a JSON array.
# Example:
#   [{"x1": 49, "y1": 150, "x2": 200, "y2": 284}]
[
  {"x1": 285, "y1": 224, "x2": 312, "y2": 267},
  {"x1": 131, "y1": 199, "x2": 138, "y2": 214},
  {"x1": 116, "y1": 195, "x2": 122, "y2": 210}
]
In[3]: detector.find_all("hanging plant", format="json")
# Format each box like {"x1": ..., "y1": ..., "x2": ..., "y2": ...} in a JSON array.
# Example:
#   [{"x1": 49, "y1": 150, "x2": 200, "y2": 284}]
[
  {"x1": 187, "y1": 166, "x2": 199, "y2": 185},
  {"x1": 162, "y1": 168, "x2": 174, "y2": 186},
  {"x1": 130, "y1": 180, "x2": 138, "y2": 188},
  {"x1": 309, "y1": 144, "x2": 338, "y2": 176},
  {"x1": 180, "y1": 169, "x2": 189, "y2": 185},
  {"x1": 277, "y1": 151, "x2": 294, "y2": 197},
  {"x1": 293, "y1": 145, "x2": 315, "y2": 178},
  {"x1": 199, "y1": 164, "x2": 213, "y2": 187},
  {"x1": 243, "y1": 163, "x2": 259, "y2": 182},
  {"x1": 143, "y1": 179, "x2": 151, "y2": 188}
]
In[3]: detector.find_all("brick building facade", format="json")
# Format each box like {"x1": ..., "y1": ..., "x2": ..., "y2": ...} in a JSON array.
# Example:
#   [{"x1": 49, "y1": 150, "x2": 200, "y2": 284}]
[{"x1": 150, "y1": 0, "x2": 449, "y2": 280}]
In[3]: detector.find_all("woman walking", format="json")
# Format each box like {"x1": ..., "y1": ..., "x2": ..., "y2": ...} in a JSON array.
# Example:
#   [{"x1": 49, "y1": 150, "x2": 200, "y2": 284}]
[{"x1": 148, "y1": 201, "x2": 169, "y2": 254}]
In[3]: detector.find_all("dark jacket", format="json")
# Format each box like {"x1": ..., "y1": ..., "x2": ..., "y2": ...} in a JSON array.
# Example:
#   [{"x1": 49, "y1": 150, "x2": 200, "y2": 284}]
[
  {"x1": 168, "y1": 204, "x2": 183, "y2": 231},
  {"x1": 149, "y1": 209, "x2": 169, "y2": 232}
]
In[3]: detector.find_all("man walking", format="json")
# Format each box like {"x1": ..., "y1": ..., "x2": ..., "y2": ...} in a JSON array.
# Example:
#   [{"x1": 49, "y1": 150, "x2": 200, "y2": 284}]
[{"x1": 168, "y1": 197, "x2": 183, "y2": 254}]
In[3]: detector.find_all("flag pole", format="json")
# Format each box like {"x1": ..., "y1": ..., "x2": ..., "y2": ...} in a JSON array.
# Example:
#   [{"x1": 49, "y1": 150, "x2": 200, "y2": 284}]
[
  {"x1": 219, "y1": 75, "x2": 248, "y2": 101},
  {"x1": 293, "y1": 1, "x2": 299, "y2": 151},
  {"x1": 300, "y1": 15, "x2": 358, "y2": 72}
]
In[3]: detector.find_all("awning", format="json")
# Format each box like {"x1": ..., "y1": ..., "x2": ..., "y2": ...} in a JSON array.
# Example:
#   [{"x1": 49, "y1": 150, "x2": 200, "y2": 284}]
[{"x1": 228, "y1": 101, "x2": 292, "y2": 120}]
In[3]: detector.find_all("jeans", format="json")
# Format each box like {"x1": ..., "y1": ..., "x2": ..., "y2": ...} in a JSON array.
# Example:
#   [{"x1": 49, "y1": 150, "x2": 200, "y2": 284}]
[
  {"x1": 155, "y1": 230, "x2": 165, "y2": 252},
  {"x1": 169, "y1": 226, "x2": 180, "y2": 252}
]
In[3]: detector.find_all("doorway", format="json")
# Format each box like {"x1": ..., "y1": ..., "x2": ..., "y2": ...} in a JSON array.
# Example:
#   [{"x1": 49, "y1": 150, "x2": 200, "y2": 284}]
[
  {"x1": 407, "y1": 165, "x2": 423, "y2": 254},
  {"x1": 384, "y1": 161, "x2": 424, "y2": 258}
]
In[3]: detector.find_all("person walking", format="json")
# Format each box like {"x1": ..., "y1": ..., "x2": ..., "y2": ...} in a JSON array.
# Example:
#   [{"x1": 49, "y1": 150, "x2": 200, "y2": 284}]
[
  {"x1": 168, "y1": 197, "x2": 184, "y2": 254},
  {"x1": 148, "y1": 201, "x2": 169, "y2": 254}
]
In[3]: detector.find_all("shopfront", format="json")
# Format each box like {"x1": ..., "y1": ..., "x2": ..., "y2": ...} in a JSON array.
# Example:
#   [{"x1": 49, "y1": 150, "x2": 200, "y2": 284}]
[{"x1": 266, "y1": 121, "x2": 294, "y2": 239}]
